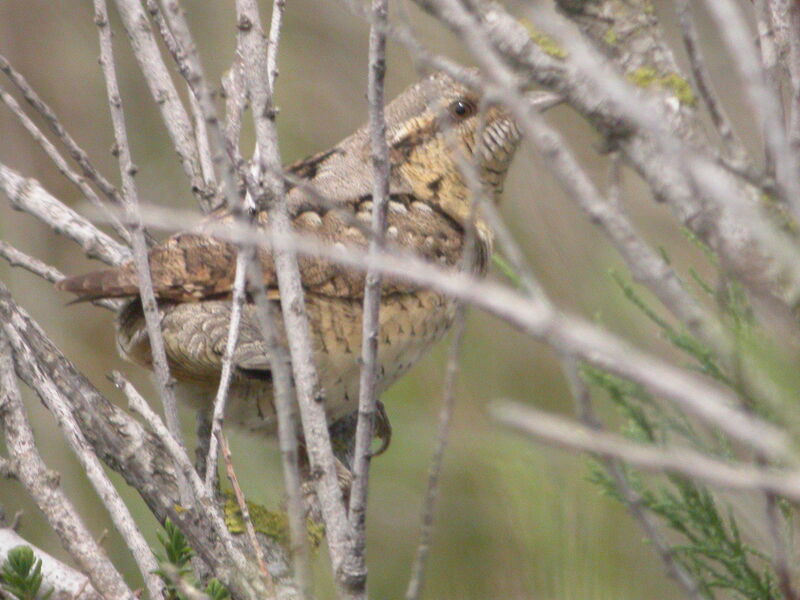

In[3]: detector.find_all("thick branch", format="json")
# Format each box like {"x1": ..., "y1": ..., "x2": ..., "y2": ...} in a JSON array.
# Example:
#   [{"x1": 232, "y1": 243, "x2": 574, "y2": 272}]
[
  {"x1": 0, "y1": 163, "x2": 130, "y2": 266},
  {"x1": 0, "y1": 331, "x2": 136, "y2": 600}
]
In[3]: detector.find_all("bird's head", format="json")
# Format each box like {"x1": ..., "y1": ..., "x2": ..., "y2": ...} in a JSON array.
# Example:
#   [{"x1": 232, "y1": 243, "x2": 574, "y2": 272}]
[{"x1": 383, "y1": 70, "x2": 520, "y2": 228}]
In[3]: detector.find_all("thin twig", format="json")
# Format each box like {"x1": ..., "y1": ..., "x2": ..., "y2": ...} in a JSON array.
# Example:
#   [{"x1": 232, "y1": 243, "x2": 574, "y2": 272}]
[
  {"x1": 0, "y1": 84, "x2": 130, "y2": 243},
  {"x1": 153, "y1": 0, "x2": 276, "y2": 498},
  {"x1": 0, "y1": 280, "x2": 271, "y2": 600},
  {"x1": 220, "y1": 433, "x2": 274, "y2": 590},
  {"x1": 345, "y1": 0, "x2": 391, "y2": 591},
  {"x1": 246, "y1": 259, "x2": 314, "y2": 599},
  {"x1": 223, "y1": 60, "x2": 248, "y2": 160},
  {"x1": 1, "y1": 323, "x2": 165, "y2": 600},
  {"x1": 411, "y1": 1, "x2": 800, "y2": 307},
  {"x1": 189, "y1": 84, "x2": 218, "y2": 189},
  {"x1": 142, "y1": 0, "x2": 216, "y2": 189},
  {"x1": 0, "y1": 53, "x2": 125, "y2": 211},
  {"x1": 234, "y1": 0, "x2": 353, "y2": 579},
  {"x1": 223, "y1": 36, "x2": 312, "y2": 600},
  {"x1": 112, "y1": 371, "x2": 258, "y2": 567},
  {"x1": 0, "y1": 162, "x2": 130, "y2": 266},
  {"x1": 0, "y1": 228, "x2": 118, "y2": 313},
  {"x1": 152, "y1": 0, "x2": 241, "y2": 210},
  {"x1": 130, "y1": 205, "x2": 793, "y2": 462},
  {"x1": 489, "y1": 401, "x2": 800, "y2": 499},
  {"x1": 266, "y1": 0, "x2": 286, "y2": 92},
  {"x1": 786, "y1": 2, "x2": 800, "y2": 158},
  {"x1": 402, "y1": 93, "x2": 491, "y2": 599},
  {"x1": 417, "y1": 0, "x2": 728, "y2": 353},
  {"x1": 224, "y1": 11, "x2": 313, "y2": 590},
  {"x1": 700, "y1": 0, "x2": 800, "y2": 219},
  {"x1": 94, "y1": 0, "x2": 191, "y2": 505},
  {"x1": 674, "y1": 0, "x2": 748, "y2": 164},
  {"x1": 0, "y1": 332, "x2": 136, "y2": 600},
  {"x1": 405, "y1": 307, "x2": 466, "y2": 600},
  {"x1": 0, "y1": 240, "x2": 64, "y2": 284},
  {"x1": 204, "y1": 249, "x2": 249, "y2": 489},
  {"x1": 560, "y1": 360, "x2": 704, "y2": 599},
  {"x1": 110, "y1": 0, "x2": 209, "y2": 208}
]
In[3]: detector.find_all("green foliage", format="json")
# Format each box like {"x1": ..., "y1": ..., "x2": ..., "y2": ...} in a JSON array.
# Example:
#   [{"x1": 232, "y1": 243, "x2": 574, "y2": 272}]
[
  {"x1": 492, "y1": 252, "x2": 523, "y2": 289},
  {"x1": 204, "y1": 579, "x2": 231, "y2": 600},
  {"x1": 584, "y1": 257, "x2": 790, "y2": 599},
  {"x1": 157, "y1": 519, "x2": 194, "y2": 574},
  {"x1": 154, "y1": 519, "x2": 230, "y2": 600},
  {"x1": 0, "y1": 546, "x2": 52, "y2": 600}
]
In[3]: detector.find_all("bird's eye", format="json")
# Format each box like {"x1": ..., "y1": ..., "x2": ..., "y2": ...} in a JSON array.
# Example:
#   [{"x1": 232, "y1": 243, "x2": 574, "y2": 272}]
[{"x1": 449, "y1": 99, "x2": 475, "y2": 119}]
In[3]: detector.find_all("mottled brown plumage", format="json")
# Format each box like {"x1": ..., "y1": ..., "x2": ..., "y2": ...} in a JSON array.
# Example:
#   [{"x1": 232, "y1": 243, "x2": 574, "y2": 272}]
[{"x1": 57, "y1": 71, "x2": 520, "y2": 433}]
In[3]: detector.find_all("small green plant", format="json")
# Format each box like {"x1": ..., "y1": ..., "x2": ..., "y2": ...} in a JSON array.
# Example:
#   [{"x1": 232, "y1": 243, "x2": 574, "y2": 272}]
[
  {"x1": 204, "y1": 578, "x2": 231, "y2": 600},
  {"x1": 584, "y1": 256, "x2": 791, "y2": 599},
  {"x1": 0, "y1": 545, "x2": 52, "y2": 600},
  {"x1": 154, "y1": 519, "x2": 229, "y2": 600}
]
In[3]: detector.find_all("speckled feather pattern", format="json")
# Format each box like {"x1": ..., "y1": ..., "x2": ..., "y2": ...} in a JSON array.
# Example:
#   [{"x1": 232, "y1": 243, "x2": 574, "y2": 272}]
[{"x1": 56, "y1": 70, "x2": 520, "y2": 433}]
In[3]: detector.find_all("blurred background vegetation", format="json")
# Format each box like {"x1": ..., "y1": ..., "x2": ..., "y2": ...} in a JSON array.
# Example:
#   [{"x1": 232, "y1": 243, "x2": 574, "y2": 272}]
[{"x1": 0, "y1": 1, "x2": 765, "y2": 598}]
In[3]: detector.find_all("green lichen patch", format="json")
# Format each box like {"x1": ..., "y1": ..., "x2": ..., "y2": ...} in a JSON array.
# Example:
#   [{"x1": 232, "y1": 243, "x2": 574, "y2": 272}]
[
  {"x1": 223, "y1": 492, "x2": 324, "y2": 548},
  {"x1": 627, "y1": 67, "x2": 696, "y2": 106},
  {"x1": 627, "y1": 66, "x2": 658, "y2": 88},
  {"x1": 520, "y1": 19, "x2": 568, "y2": 59},
  {"x1": 603, "y1": 27, "x2": 618, "y2": 46},
  {"x1": 660, "y1": 72, "x2": 697, "y2": 106}
]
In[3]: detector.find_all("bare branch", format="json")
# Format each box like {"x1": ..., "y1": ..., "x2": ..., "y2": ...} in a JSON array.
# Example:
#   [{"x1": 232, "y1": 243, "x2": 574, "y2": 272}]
[
  {"x1": 405, "y1": 308, "x2": 466, "y2": 600},
  {"x1": 345, "y1": 0, "x2": 391, "y2": 591},
  {"x1": 0, "y1": 241, "x2": 64, "y2": 284},
  {"x1": 266, "y1": 0, "x2": 286, "y2": 92},
  {"x1": 786, "y1": 2, "x2": 800, "y2": 156},
  {"x1": 0, "y1": 83, "x2": 130, "y2": 243},
  {"x1": 674, "y1": 0, "x2": 749, "y2": 164},
  {"x1": 112, "y1": 371, "x2": 275, "y2": 598},
  {"x1": 204, "y1": 250, "x2": 249, "y2": 489},
  {"x1": 0, "y1": 163, "x2": 130, "y2": 265},
  {"x1": 560, "y1": 359, "x2": 704, "y2": 600},
  {"x1": 700, "y1": 0, "x2": 800, "y2": 218},
  {"x1": 246, "y1": 259, "x2": 314, "y2": 599},
  {"x1": 234, "y1": 0, "x2": 353, "y2": 580},
  {"x1": 0, "y1": 282, "x2": 279, "y2": 599},
  {"x1": 110, "y1": 0, "x2": 208, "y2": 205},
  {"x1": 151, "y1": 0, "x2": 242, "y2": 212},
  {"x1": 0, "y1": 53, "x2": 125, "y2": 210},
  {"x1": 411, "y1": 1, "x2": 800, "y2": 307},
  {"x1": 0, "y1": 331, "x2": 136, "y2": 600},
  {"x1": 141, "y1": 0, "x2": 218, "y2": 190},
  {"x1": 132, "y1": 206, "x2": 793, "y2": 461},
  {"x1": 95, "y1": 0, "x2": 191, "y2": 506},
  {"x1": 0, "y1": 241, "x2": 119, "y2": 312},
  {"x1": 0, "y1": 323, "x2": 165, "y2": 600},
  {"x1": 490, "y1": 401, "x2": 800, "y2": 499},
  {"x1": 220, "y1": 433, "x2": 274, "y2": 590},
  {"x1": 235, "y1": 8, "x2": 311, "y2": 587}
]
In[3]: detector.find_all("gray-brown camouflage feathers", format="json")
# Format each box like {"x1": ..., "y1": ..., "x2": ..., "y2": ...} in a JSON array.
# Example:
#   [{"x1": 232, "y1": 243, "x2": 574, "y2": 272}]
[{"x1": 57, "y1": 70, "x2": 521, "y2": 432}]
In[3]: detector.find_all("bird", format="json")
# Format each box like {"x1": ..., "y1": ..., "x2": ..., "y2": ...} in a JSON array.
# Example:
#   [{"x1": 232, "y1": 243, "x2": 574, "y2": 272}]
[{"x1": 56, "y1": 70, "x2": 521, "y2": 444}]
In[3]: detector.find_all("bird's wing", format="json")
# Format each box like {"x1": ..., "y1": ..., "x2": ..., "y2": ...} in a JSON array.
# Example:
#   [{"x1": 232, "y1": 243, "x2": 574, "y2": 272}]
[
  {"x1": 56, "y1": 196, "x2": 464, "y2": 302},
  {"x1": 57, "y1": 144, "x2": 464, "y2": 303}
]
